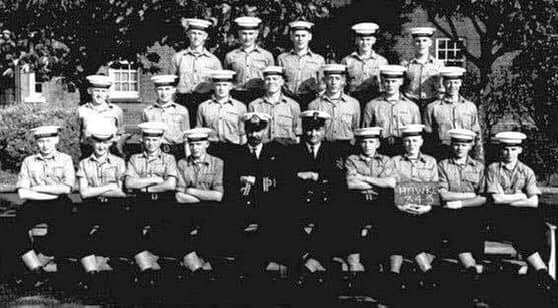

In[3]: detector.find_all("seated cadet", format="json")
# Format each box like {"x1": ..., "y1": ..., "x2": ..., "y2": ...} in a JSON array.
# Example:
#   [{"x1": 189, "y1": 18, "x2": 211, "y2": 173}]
[
  {"x1": 14, "y1": 126, "x2": 75, "y2": 288},
  {"x1": 248, "y1": 66, "x2": 302, "y2": 146},
  {"x1": 173, "y1": 128, "x2": 223, "y2": 276},
  {"x1": 341, "y1": 22, "x2": 388, "y2": 106},
  {"x1": 437, "y1": 129, "x2": 486, "y2": 285},
  {"x1": 74, "y1": 122, "x2": 129, "y2": 292},
  {"x1": 142, "y1": 74, "x2": 190, "y2": 160},
  {"x1": 487, "y1": 131, "x2": 556, "y2": 293},
  {"x1": 363, "y1": 65, "x2": 421, "y2": 156},
  {"x1": 287, "y1": 110, "x2": 345, "y2": 278},
  {"x1": 424, "y1": 67, "x2": 483, "y2": 161},
  {"x1": 225, "y1": 16, "x2": 274, "y2": 104},
  {"x1": 124, "y1": 122, "x2": 178, "y2": 287},
  {"x1": 308, "y1": 64, "x2": 360, "y2": 157},
  {"x1": 197, "y1": 69, "x2": 247, "y2": 159},
  {"x1": 342, "y1": 127, "x2": 395, "y2": 272},
  {"x1": 384, "y1": 124, "x2": 439, "y2": 291},
  {"x1": 207, "y1": 112, "x2": 293, "y2": 279},
  {"x1": 78, "y1": 75, "x2": 124, "y2": 158}
]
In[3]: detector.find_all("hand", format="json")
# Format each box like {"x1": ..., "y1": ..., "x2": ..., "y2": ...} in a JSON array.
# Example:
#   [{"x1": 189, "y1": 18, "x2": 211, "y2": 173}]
[
  {"x1": 240, "y1": 176, "x2": 256, "y2": 185},
  {"x1": 445, "y1": 200, "x2": 463, "y2": 209},
  {"x1": 240, "y1": 183, "x2": 251, "y2": 197},
  {"x1": 244, "y1": 224, "x2": 258, "y2": 232},
  {"x1": 297, "y1": 172, "x2": 316, "y2": 181}
]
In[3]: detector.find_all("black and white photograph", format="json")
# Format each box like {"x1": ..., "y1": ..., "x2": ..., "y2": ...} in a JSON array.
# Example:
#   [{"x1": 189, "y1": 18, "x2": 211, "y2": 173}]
[{"x1": 0, "y1": 0, "x2": 556, "y2": 306}]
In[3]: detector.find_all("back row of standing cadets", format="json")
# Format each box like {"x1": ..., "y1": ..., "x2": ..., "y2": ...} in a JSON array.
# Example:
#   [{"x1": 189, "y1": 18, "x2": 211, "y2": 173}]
[{"x1": 14, "y1": 114, "x2": 556, "y2": 298}]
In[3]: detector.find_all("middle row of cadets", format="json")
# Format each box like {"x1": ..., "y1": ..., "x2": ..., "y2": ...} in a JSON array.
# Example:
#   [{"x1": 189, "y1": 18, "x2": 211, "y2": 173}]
[{"x1": 170, "y1": 17, "x2": 443, "y2": 115}]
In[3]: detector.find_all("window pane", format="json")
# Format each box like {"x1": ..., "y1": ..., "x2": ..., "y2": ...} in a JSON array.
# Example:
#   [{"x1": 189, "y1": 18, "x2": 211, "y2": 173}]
[
  {"x1": 114, "y1": 72, "x2": 121, "y2": 81},
  {"x1": 456, "y1": 49, "x2": 463, "y2": 59},
  {"x1": 438, "y1": 39, "x2": 445, "y2": 49},
  {"x1": 114, "y1": 83, "x2": 121, "y2": 91},
  {"x1": 131, "y1": 82, "x2": 138, "y2": 91},
  {"x1": 122, "y1": 83, "x2": 129, "y2": 91},
  {"x1": 131, "y1": 71, "x2": 138, "y2": 81},
  {"x1": 122, "y1": 72, "x2": 130, "y2": 81},
  {"x1": 438, "y1": 51, "x2": 445, "y2": 59}
]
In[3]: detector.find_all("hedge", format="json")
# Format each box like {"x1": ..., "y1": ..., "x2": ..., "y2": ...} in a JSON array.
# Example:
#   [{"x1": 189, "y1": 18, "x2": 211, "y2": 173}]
[{"x1": 0, "y1": 103, "x2": 80, "y2": 174}]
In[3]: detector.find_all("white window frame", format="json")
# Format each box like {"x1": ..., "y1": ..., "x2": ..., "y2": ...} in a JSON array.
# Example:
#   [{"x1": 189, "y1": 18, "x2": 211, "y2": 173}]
[
  {"x1": 435, "y1": 37, "x2": 466, "y2": 66},
  {"x1": 108, "y1": 60, "x2": 140, "y2": 101}
]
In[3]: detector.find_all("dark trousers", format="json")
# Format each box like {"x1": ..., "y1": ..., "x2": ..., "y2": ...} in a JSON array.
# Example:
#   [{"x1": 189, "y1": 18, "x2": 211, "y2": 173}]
[
  {"x1": 434, "y1": 207, "x2": 485, "y2": 259},
  {"x1": 14, "y1": 197, "x2": 74, "y2": 258},
  {"x1": 175, "y1": 92, "x2": 212, "y2": 128},
  {"x1": 75, "y1": 198, "x2": 135, "y2": 258},
  {"x1": 489, "y1": 207, "x2": 548, "y2": 259}
]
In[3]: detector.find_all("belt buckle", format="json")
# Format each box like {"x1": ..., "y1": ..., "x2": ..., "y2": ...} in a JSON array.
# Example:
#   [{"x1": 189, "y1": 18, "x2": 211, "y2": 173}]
[
  {"x1": 151, "y1": 193, "x2": 159, "y2": 201},
  {"x1": 97, "y1": 196, "x2": 108, "y2": 203}
]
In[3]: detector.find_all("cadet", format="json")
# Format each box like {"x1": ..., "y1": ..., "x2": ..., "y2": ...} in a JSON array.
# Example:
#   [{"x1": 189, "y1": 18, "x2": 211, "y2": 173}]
[
  {"x1": 124, "y1": 122, "x2": 178, "y2": 286},
  {"x1": 341, "y1": 22, "x2": 389, "y2": 106},
  {"x1": 14, "y1": 126, "x2": 75, "y2": 287},
  {"x1": 363, "y1": 65, "x2": 421, "y2": 156},
  {"x1": 342, "y1": 127, "x2": 395, "y2": 272},
  {"x1": 171, "y1": 18, "x2": 222, "y2": 127},
  {"x1": 401, "y1": 27, "x2": 444, "y2": 110},
  {"x1": 248, "y1": 66, "x2": 302, "y2": 145},
  {"x1": 225, "y1": 16, "x2": 275, "y2": 104},
  {"x1": 424, "y1": 67, "x2": 483, "y2": 161},
  {"x1": 197, "y1": 70, "x2": 247, "y2": 158},
  {"x1": 486, "y1": 131, "x2": 556, "y2": 293},
  {"x1": 437, "y1": 129, "x2": 486, "y2": 285},
  {"x1": 173, "y1": 128, "x2": 223, "y2": 276},
  {"x1": 77, "y1": 75, "x2": 124, "y2": 157},
  {"x1": 278, "y1": 21, "x2": 325, "y2": 109},
  {"x1": 287, "y1": 110, "x2": 345, "y2": 278},
  {"x1": 308, "y1": 64, "x2": 360, "y2": 157},
  {"x1": 206, "y1": 113, "x2": 293, "y2": 279},
  {"x1": 384, "y1": 124, "x2": 439, "y2": 291},
  {"x1": 75, "y1": 122, "x2": 129, "y2": 292},
  {"x1": 142, "y1": 74, "x2": 190, "y2": 160}
]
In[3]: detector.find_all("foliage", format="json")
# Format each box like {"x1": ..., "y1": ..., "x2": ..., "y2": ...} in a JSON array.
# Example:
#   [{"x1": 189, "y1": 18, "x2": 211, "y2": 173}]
[{"x1": 0, "y1": 103, "x2": 80, "y2": 173}]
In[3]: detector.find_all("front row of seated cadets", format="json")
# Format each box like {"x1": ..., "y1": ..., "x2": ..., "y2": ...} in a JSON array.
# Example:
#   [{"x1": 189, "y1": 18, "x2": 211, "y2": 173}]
[{"x1": 14, "y1": 117, "x2": 556, "y2": 295}]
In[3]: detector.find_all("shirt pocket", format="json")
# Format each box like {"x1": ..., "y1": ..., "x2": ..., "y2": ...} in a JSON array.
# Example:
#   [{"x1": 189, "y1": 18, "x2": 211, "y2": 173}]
[
  {"x1": 100, "y1": 166, "x2": 118, "y2": 184},
  {"x1": 462, "y1": 170, "x2": 480, "y2": 185},
  {"x1": 340, "y1": 112, "x2": 354, "y2": 126},
  {"x1": 53, "y1": 166, "x2": 66, "y2": 182},
  {"x1": 276, "y1": 114, "x2": 294, "y2": 136},
  {"x1": 251, "y1": 58, "x2": 268, "y2": 71},
  {"x1": 397, "y1": 110, "x2": 413, "y2": 125},
  {"x1": 417, "y1": 167, "x2": 435, "y2": 181},
  {"x1": 198, "y1": 171, "x2": 216, "y2": 188}
]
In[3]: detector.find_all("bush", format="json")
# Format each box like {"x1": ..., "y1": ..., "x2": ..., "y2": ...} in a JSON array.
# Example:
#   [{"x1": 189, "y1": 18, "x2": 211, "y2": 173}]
[{"x1": 0, "y1": 103, "x2": 80, "y2": 174}]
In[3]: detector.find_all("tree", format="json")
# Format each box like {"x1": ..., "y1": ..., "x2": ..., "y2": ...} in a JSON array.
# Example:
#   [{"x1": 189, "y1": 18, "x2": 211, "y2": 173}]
[{"x1": 404, "y1": 0, "x2": 557, "y2": 95}]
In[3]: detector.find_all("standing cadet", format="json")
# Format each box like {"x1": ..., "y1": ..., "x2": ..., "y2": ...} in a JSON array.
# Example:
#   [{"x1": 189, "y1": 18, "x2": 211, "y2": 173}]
[
  {"x1": 78, "y1": 75, "x2": 124, "y2": 158},
  {"x1": 308, "y1": 64, "x2": 360, "y2": 157},
  {"x1": 74, "y1": 122, "x2": 128, "y2": 292},
  {"x1": 341, "y1": 22, "x2": 389, "y2": 107},
  {"x1": 248, "y1": 66, "x2": 301, "y2": 145},
  {"x1": 171, "y1": 18, "x2": 222, "y2": 127},
  {"x1": 142, "y1": 74, "x2": 190, "y2": 160},
  {"x1": 384, "y1": 124, "x2": 439, "y2": 292},
  {"x1": 14, "y1": 126, "x2": 75, "y2": 287},
  {"x1": 225, "y1": 16, "x2": 275, "y2": 104},
  {"x1": 486, "y1": 131, "x2": 556, "y2": 294},
  {"x1": 437, "y1": 129, "x2": 486, "y2": 287},
  {"x1": 172, "y1": 128, "x2": 223, "y2": 276},
  {"x1": 287, "y1": 110, "x2": 345, "y2": 279},
  {"x1": 424, "y1": 67, "x2": 483, "y2": 161},
  {"x1": 278, "y1": 21, "x2": 325, "y2": 109},
  {"x1": 124, "y1": 122, "x2": 178, "y2": 287},
  {"x1": 197, "y1": 70, "x2": 247, "y2": 158},
  {"x1": 401, "y1": 27, "x2": 444, "y2": 110},
  {"x1": 342, "y1": 127, "x2": 395, "y2": 273},
  {"x1": 363, "y1": 65, "x2": 421, "y2": 156}
]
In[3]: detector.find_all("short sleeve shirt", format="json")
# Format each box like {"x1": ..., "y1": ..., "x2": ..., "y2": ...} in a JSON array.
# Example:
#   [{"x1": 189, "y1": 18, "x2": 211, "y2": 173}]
[
  {"x1": 124, "y1": 150, "x2": 178, "y2": 180},
  {"x1": 402, "y1": 56, "x2": 444, "y2": 101},
  {"x1": 342, "y1": 51, "x2": 389, "y2": 93},
  {"x1": 76, "y1": 153, "x2": 126, "y2": 187},
  {"x1": 385, "y1": 153, "x2": 438, "y2": 182},
  {"x1": 363, "y1": 95, "x2": 421, "y2": 138},
  {"x1": 224, "y1": 46, "x2": 275, "y2": 90},
  {"x1": 248, "y1": 95, "x2": 301, "y2": 143},
  {"x1": 486, "y1": 161, "x2": 541, "y2": 196},
  {"x1": 176, "y1": 154, "x2": 224, "y2": 193},
  {"x1": 308, "y1": 93, "x2": 361, "y2": 141},
  {"x1": 78, "y1": 102, "x2": 124, "y2": 140},
  {"x1": 16, "y1": 151, "x2": 75, "y2": 190},
  {"x1": 438, "y1": 157, "x2": 485, "y2": 194},
  {"x1": 424, "y1": 96, "x2": 481, "y2": 144},
  {"x1": 142, "y1": 102, "x2": 190, "y2": 144},
  {"x1": 170, "y1": 48, "x2": 223, "y2": 94},
  {"x1": 196, "y1": 97, "x2": 247, "y2": 144},
  {"x1": 278, "y1": 49, "x2": 325, "y2": 95}
]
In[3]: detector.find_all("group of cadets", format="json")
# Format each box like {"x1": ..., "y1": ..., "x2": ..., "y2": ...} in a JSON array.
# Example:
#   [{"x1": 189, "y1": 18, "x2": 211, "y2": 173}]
[{"x1": 12, "y1": 16, "x2": 557, "y2": 301}]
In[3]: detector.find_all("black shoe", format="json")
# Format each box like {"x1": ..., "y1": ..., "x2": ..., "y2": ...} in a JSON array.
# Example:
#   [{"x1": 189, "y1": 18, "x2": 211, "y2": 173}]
[
  {"x1": 419, "y1": 269, "x2": 439, "y2": 290},
  {"x1": 388, "y1": 271, "x2": 407, "y2": 292},
  {"x1": 137, "y1": 269, "x2": 159, "y2": 288},
  {"x1": 463, "y1": 266, "x2": 481, "y2": 284},
  {"x1": 76, "y1": 270, "x2": 99, "y2": 292},
  {"x1": 535, "y1": 269, "x2": 556, "y2": 293}
]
